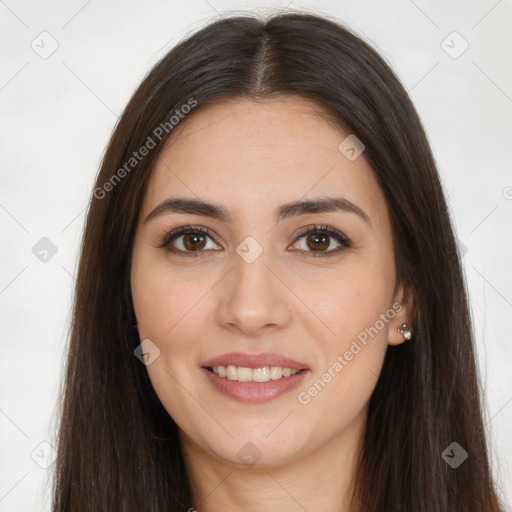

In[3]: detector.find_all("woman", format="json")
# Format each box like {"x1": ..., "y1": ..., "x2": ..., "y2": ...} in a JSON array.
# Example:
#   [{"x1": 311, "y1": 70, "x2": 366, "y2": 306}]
[{"x1": 52, "y1": 11, "x2": 505, "y2": 511}]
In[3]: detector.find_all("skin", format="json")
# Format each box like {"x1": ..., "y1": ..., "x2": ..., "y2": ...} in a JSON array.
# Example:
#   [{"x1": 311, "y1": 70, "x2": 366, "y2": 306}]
[{"x1": 130, "y1": 96, "x2": 415, "y2": 512}]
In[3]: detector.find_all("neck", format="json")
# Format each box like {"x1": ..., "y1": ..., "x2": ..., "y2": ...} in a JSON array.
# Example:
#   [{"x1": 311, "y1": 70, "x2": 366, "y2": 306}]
[{"x1": 180, "y1": 410, "x2": 366, "y2": 512}]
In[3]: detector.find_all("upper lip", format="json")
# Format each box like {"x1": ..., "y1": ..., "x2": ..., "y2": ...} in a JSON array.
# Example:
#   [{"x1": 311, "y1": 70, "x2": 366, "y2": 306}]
[{"x1": 201, "y1": 352, "x2": 309, "y2": 370}]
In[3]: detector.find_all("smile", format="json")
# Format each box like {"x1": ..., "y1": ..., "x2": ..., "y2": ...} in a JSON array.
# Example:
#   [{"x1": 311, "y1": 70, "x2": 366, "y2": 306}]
[
  {"x1": 201, "y1": 366, "x2": 309, "y2": 404},
  {"x1": 208, "y1": 365, "x2": 302, "y2": 382}
]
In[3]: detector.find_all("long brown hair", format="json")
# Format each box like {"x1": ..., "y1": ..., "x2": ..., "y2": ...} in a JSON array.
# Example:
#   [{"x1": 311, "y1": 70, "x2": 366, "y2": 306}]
[{"x1": 52, "y1": 11, "x2": 505, "y2": 511}]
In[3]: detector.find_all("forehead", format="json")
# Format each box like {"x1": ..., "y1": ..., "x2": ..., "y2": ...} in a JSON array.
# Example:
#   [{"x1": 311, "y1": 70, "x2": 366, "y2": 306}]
[{"x1": 142, "y1": 96, "x2": 387, "y2": 225}]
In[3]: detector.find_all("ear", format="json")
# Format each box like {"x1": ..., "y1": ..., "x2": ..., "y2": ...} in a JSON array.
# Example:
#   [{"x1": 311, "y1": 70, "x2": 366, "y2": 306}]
[{"x1": 387, "y1": 280, "x2": 415, "y2": 347}]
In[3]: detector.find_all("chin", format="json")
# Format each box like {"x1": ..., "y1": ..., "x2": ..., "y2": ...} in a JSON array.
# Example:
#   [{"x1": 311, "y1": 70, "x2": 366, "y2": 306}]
[{"x1": 198, "y1": 426, "x2": 310, "y2": 469}]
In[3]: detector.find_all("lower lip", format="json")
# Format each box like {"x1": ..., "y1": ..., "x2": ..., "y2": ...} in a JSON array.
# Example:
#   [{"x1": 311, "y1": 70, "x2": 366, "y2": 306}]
[{"x1": 201, "y1": 367, "x2": 310, "y2": 404}]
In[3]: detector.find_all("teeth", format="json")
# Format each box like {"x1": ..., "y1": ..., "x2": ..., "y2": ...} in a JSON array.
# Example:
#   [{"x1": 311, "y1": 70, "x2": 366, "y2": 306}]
[
  {"x1": 270, "y1": 366, "x2": 282, "y2": 380},
  {"x1": 253, "y1": 367, "x2": 270, "y2": 382},
  {"x1": 237, "y1": 367, "x2": 253, "y2": 382},
  {"x1": 211, "y1": 365, "x2": 299, "y2": 382}
]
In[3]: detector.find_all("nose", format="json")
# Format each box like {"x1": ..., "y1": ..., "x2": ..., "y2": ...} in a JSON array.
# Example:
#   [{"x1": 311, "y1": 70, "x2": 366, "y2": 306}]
[{"x1": 216, "y1": 248, "x2": 293, "y2": 336}]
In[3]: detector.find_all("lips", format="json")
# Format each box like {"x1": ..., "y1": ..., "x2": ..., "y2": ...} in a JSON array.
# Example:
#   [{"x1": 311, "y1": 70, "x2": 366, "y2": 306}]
[
  {"x1": 201, "y1": 352, "x2": 309, "y2": 371},
  {"x1": 200, "y1": 352, "x2": 311, "y2": 404},
  {"x1": 201, "y1": 366, "x2": 309, "y2": 403}
]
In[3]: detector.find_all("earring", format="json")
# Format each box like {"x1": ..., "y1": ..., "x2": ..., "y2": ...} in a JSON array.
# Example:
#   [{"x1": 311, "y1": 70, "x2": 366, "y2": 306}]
[{"x1": 397, "y1": 323, "x2": 412, "y2": 341}]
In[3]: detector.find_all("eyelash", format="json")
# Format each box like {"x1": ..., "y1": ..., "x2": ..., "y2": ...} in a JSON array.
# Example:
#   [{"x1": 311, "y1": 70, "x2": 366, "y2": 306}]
[{"x1": 157, "y1": 224, "x2": 351, "y2": 258}]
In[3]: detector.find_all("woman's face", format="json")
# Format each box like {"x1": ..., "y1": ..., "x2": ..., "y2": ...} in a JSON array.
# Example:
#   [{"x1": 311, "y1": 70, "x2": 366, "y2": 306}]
[{"x1": 130, "y1": 96, "x2": 413, "y2": 468}]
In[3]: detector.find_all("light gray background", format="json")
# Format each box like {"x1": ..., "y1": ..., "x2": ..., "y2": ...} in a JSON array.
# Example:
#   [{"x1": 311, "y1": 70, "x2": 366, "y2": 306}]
[{"x1": 1, "y1": 1, "x2": 511, "y2": 510}]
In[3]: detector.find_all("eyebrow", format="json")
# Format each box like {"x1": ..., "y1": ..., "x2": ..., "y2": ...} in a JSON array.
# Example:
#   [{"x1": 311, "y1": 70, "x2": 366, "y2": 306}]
[{"x1": 144, "y1": 196, "x2": 371, "y2": 226}]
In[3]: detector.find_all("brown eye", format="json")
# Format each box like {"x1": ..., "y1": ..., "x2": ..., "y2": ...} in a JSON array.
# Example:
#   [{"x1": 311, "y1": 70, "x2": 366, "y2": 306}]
[
  {"x1": 159, "y1": 226, "x2": 221, "y2": 257},
  {"x1": 182, "y1": 233, "x2": 207, "y2": 251},
  {"x1": 291, "y1": 225, "x2": 351, "y2": 257},
  {"x1": 305, "y1": 233, "x2": 330, "y2": 252}
]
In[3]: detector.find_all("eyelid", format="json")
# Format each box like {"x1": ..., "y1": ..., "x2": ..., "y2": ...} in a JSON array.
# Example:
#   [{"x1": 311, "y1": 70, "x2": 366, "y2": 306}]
[
  {"x1": 293, "y1": 224, "x2": 349, "y2": 244},
  {"x1": 158, "y1": 224, "x2": 351, "y2": 257},
  {"x1": 290, "y1": 224, "x2": 351, "y2": 257},
  {"x1": 157, "y1": 225, "x2": 220, "y2": 250}
]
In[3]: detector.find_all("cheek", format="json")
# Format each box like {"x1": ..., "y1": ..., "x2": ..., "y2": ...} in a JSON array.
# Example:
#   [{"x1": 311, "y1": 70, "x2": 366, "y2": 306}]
[
  {"x1": 308, "y1": 253, "x2": 395, "y2": 347},
  {"x1": 131, "y1": 254, "x2": 209, "y2": 339},
  {"x1": 295, "y1": 255, "x2": 394, "y2": 422},
  {"x1": 131, "y1": 253, "x2": 215, "y2": 426}
]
